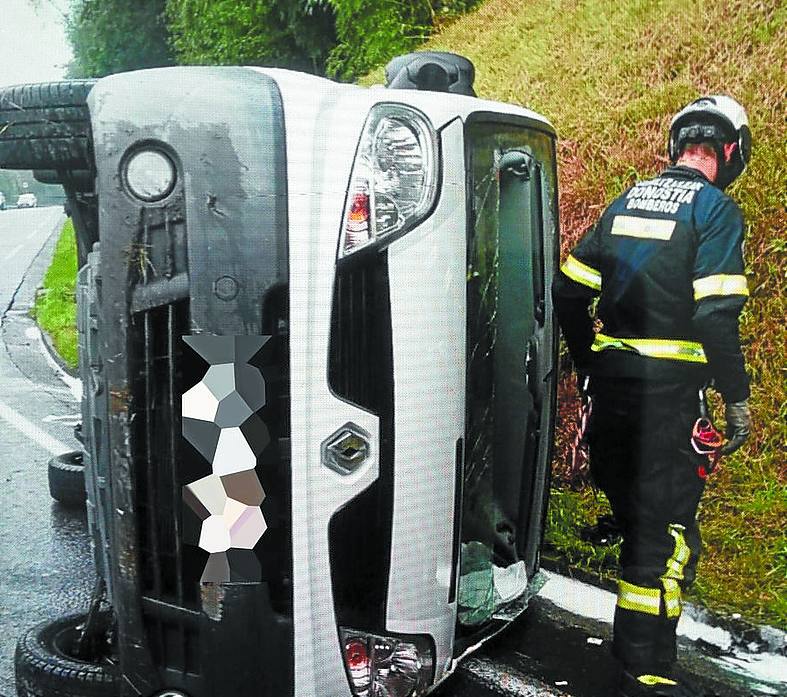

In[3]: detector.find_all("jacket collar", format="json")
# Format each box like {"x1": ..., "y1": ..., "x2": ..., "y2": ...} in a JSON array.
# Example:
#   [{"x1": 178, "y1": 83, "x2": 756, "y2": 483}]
[{"x1": 662, "y1": 165, "x2": 712, "y2": 184}]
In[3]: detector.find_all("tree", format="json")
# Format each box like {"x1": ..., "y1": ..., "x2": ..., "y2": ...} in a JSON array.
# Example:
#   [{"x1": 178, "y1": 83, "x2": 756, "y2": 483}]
[
  {"x1": 165, "y1": 0, "x2": 336, "y2": 75},
  {"x1": 66, "y1": 0, "x2": 175, "y2": 78},
  {"x1": 317, "y1": 0, "x2": 484, "y2": 81}
]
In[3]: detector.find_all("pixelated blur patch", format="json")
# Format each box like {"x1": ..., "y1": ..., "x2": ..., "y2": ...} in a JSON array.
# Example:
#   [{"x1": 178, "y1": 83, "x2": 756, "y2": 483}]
[{"x1": 181, "y1": 336, "x2": 272, "y2": 583}]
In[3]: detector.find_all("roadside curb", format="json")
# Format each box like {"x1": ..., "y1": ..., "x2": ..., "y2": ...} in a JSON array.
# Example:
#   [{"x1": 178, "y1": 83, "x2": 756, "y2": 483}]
[
  {"x1": 35, "y1": 317, "x2": 78, "y2": 378},
  {"x1": 541, "y1": 558, "x2": 787, "y2": 656}
]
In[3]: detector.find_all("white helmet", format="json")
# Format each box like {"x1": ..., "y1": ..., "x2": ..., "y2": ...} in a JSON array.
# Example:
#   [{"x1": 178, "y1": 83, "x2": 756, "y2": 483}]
[{"x1": 668, "y1": 95, "x2": 751, "y2": 189}]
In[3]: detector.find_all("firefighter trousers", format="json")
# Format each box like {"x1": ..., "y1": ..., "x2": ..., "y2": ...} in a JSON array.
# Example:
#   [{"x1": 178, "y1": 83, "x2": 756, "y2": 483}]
[{"x1": 587, "y1": 377, "x2": 707, "y2": 673}]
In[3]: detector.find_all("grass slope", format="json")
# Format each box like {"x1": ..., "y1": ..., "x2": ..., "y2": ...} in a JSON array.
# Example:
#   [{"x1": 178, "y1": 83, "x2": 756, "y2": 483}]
[
  {"x1": 389, "y1": 0, "x2": 785, "y2": 627},
  {"x1": 33, "y1": 219, "x2": 78, "y2": 370}
]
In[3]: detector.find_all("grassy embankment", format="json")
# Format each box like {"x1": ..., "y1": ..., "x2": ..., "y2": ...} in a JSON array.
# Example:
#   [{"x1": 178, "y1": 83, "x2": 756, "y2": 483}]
[
  {"x1": 32, "y1": 218, "x2": 78, "y2": 369},
  {"x1": 40, "y1": 0, "x2": 785, "y2": 626},
  {"x1": 373, "y1": 0, "x2": 784, "y2": 627}
]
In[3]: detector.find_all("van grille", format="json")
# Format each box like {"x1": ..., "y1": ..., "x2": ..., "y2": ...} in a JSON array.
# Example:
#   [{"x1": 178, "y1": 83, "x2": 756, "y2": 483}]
[{"x1": 130, "y1": 300, "x2": 204, "y2": 677}]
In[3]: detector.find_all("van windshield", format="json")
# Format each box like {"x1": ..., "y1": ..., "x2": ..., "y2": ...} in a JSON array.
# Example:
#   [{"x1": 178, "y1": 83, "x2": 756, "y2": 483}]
[{"x1": 461, "y1": 122, "x2": 556, "y2": 622}]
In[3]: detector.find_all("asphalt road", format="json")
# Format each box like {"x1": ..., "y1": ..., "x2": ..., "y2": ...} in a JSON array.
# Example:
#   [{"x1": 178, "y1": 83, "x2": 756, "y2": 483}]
[
  {"x1": 0, "y1": 206, "x2": 91, "y2": 697},
  {"x1": 0, "y1": 207, "x2": 782, "y2": 697}
]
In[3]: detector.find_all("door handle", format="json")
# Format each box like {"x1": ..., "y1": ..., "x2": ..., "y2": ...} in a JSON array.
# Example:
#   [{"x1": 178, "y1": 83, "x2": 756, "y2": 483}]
[{"x1": 535, "y1": 298, "x2": 545, "y2": 325}]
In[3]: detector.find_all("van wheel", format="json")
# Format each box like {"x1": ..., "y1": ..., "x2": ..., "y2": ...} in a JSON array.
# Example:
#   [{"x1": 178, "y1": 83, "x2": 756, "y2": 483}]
[
  {"x1": 48, "y1": 451, "x2": 86, "y2": 508},
  {"x1": 15, "y1": 613, "x2": 119, "y2": 697},
  {"x1": 0, "y1": 81, "x2": 95, "y2": 171}
]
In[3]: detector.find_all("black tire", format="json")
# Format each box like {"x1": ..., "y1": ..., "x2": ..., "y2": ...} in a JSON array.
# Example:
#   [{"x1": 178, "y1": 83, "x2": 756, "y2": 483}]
[
  {"x1": 47, "y1": 451, "x2": 86, "y2": 508},
  {"x1": 0, "y1": 81, "x2": 95, "y2": 171},
  {"x1": 34, "y1": 169, "x2": 94, "y2": 191},
  {"x1": 15, "y1": 613, "x2": 118, "y2": 697}
]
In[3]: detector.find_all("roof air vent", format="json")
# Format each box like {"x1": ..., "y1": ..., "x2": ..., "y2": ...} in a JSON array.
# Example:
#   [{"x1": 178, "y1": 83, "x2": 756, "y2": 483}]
[{"x1": 384, "y1": 52, "x2": 476, "y2": 97}]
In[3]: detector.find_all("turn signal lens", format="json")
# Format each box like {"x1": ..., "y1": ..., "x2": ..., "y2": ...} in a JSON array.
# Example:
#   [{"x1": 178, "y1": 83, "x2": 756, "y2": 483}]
[
  {"x1": 339, "y1": 105, "x2": 438, "y2": 258},
  {"x1": 345, "y1": 190, "x2": 372, "y2": 249},
  {"x1": 340, "y1": 628, "x2": 434, "y2": 697},
  {"x1": 345, "y1": 638, "x2": 372, "y2": 692}
]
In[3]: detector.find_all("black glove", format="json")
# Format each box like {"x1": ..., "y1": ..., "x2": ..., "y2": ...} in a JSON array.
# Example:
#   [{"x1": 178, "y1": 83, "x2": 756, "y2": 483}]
[{"x1": 719, "y1": 400, "x2": 751, "y2": 455}]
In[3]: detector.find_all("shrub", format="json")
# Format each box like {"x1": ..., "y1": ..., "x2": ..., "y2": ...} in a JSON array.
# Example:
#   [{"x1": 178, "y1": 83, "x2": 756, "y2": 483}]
[
  {"x1": 67, "y1": 0, "x2": 175, "y2": 78},
  {"x1": 326, "y1": 0, "x2": 483, "y2": 80},
  {"x1": 166, "y1": 0, "x2": 337, "y2": 74}
]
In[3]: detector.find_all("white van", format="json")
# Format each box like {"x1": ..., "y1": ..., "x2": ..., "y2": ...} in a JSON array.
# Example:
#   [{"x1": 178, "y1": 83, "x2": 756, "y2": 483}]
[{"x1": 1, "y1": 52, "x2": 559, "y2": 697}]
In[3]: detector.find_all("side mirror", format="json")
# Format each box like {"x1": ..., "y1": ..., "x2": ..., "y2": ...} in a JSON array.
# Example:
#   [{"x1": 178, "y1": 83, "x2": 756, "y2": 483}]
[
  {"x1": 384, "y1": 51, "x2": 476, "y2": 96},
  {"x1": 498, "y1": 150, "x2": 533, "y2": 181}
]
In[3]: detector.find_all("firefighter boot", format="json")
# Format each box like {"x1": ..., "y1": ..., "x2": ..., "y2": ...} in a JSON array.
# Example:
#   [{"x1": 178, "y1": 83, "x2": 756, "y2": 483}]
[{"x1": 618, "y1": 670, "x2": 700, "y2": 697}]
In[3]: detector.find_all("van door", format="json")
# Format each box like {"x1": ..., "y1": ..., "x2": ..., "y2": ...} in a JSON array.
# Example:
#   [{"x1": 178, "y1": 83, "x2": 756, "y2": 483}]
[{"x1": 463, "y1": 119, "x2": 558, "y2": 576}]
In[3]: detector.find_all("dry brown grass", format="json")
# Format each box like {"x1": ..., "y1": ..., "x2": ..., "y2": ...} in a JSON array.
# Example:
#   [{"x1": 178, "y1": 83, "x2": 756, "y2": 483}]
[{"x1": 405, "y1": 0, "x2": 787, "y2": 625}]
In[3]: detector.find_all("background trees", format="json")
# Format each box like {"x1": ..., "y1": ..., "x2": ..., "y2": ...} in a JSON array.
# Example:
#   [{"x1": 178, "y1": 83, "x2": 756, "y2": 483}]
[
  {"x1": 64, "y1": 0, "x2": 481, "y2": 81},
  {"x1": 66, "y1": 0, "x2": 175, "y2": 78}
]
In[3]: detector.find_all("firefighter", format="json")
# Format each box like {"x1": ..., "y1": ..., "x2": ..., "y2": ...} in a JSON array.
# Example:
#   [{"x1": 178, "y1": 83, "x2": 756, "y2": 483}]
[{"x1": 552, "y1": 96, "x2": 752, "y2": 697}]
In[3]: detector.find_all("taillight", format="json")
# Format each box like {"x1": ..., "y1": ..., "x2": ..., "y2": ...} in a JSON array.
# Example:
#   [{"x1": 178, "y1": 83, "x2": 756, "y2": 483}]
[
  {"x1": 340, "y1": 629, "x2": 434, "y2": 697},
  {"x1": 339, "y1": 104, "x2": 439, "y2": 259}
]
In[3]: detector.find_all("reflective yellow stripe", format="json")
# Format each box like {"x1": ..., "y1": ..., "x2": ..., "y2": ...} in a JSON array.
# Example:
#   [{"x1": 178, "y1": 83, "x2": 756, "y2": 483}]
[
  {"x1": 637, "y1": 675, "x2": 678, "y2": 686},
  {"x1": 694, "y1": 274, "x2": 749, "y2": 300},
  {"x1": 591, "y1": 333, "x2": 707, "y2": 364},
  {"x1": 663, "y1": 524, "x2": 691, "y2": 582},
  {"x1": 617, "y1": 580, "x2": 661, "y2": 616},
  {"x1": 662, "y1": 578, "x2": 682, "y2": 619},
  {"x1": 561, "y1": 254, "x2": 602, "y2": 290},
  {"x1": 660, "y1": 524, "x2": 690, "y2": 618}
]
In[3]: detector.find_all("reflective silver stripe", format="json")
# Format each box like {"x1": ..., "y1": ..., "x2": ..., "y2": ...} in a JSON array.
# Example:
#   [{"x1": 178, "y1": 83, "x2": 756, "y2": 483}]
[
  {"x1": 561, "y1": 254, "x2": 601, "y2": 290},
  {"x1": 694, "y1": 274, "x2": 749, "y2": 300},
  {"x1": 592, "y1": 333, "x2": 707, "y2": 364},
  {"x1": 611, "y1": 215, "x2": 676, "y2": 240},
  {"x1": 617, "y1": 580, "x2": 661, "y2": 616}
]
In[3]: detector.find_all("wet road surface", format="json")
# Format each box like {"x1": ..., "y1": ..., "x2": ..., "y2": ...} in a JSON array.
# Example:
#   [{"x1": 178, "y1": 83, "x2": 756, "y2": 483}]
[
  {"x1": 0, "y1": 207, "x2": 92, "y2": 697},
  {"x1": 437, "y1": 592, "x2": 785, "y2": 697}
]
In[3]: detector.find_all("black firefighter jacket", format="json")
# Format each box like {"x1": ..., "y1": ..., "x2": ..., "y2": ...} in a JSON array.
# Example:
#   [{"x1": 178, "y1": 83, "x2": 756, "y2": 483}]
[{"x1": 552, "y1": 165, "x2": 750, "y2": 403}]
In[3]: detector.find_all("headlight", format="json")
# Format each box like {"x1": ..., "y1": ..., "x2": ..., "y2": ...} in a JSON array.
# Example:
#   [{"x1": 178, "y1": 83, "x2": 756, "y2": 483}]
[
  {"x1": 339, "y1": 104, "x2": 439, "y2": 258},
  {"x1": 340, "y1": 628, "x2": 434, "y2": 697},
  {"x1": 123, "y1": 148, "x2": 176, "y2": 202}
]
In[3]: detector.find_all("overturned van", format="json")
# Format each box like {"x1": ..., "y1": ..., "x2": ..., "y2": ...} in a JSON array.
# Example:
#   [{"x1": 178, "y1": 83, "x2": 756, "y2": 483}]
[{"x1": 0, "y1": 52, "x2": 559, "y2": 697}]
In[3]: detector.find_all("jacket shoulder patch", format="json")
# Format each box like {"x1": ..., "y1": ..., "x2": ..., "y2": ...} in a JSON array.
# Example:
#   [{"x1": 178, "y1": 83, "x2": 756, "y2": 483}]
[{"x1": 610, "y1": 215, "x2": 676, "y2": 240}]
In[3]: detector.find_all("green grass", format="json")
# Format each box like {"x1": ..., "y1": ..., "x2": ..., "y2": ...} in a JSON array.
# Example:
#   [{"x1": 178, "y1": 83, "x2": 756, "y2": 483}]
[
  {"x1": 32, "y1": 219, "x2": 78, "y2": 370},
  {"x1": 364, "y1": 0, "x2": 787, "y2": 627},
  {"x1": 544, "y1": 488, "x2": 620, "y2": 580}
]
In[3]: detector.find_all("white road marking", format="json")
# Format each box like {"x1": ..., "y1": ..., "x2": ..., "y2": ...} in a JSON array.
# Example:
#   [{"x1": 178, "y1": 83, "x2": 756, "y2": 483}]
[
  {"x1": 42, "y1": 414, "x2": 81, "y2": 424},
  {"x1": 3, "y1": 244, "x2": 23, "y2": 261},
  {"x1": 0, "y1": 398, "x2": 71, "y2": 455}
]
